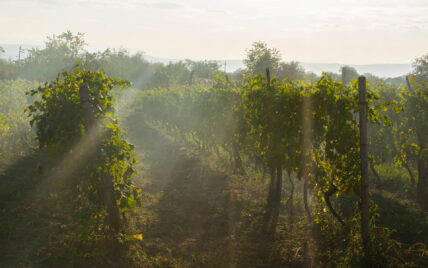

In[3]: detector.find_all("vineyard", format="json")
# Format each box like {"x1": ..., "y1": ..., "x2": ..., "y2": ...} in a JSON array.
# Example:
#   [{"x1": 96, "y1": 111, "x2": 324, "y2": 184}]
[{"x1": 0, "y1": 33, "x2": 427, "y2": 267}]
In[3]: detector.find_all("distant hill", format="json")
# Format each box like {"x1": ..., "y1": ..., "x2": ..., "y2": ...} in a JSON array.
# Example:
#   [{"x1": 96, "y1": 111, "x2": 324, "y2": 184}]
[
  {"x1": 299, "y1": 62, "x2": 412, "y2": 78},
  {"x1": 1, "y1": 44, "x2": 412, "y2": 78},
  {"x1": 144, "y1": 56, "x2": 412, "y2": 78}
]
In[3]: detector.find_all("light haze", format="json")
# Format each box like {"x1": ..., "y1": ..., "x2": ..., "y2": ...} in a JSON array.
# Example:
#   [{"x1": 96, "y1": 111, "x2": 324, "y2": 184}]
[{"x1": 1, "y1": 0, "x2": 427, "y2": 64}]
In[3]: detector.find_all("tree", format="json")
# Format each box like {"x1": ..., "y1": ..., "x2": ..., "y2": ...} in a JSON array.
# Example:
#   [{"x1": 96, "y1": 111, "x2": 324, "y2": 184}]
[
  {"x1": 0, "y1": 46, "x2": 17, "y2": 80},
  {"x1": 43, "y1": 31, "x2": 86, "y2": 58},
  {"x1": 86, "y1": 48, "x2": 152, "y2": 88},
  {"x1": 20, "y1": 31, "x2": 87, "y2": 80},
  {"x1": 340, "y1": 66, "x2": 359, "y2": 85},
  {"x1": 243, "y1": 41, "x2": 281, "y2": 76},
  {"x1": 277, "y1": 61, "x2": 305, "y2": 81},
  {"x1": 413, "y1": 53, "x2": 428, "y2": 81},
  {"x1": 0, "y1": 58, "x2": 15, "y2": 80},
  {"x1": 147, "y1": 61, "x2": 190, "y2": 88},
  {"x1": 185, "y1": 59, "x2": 221, "y2": 80}
]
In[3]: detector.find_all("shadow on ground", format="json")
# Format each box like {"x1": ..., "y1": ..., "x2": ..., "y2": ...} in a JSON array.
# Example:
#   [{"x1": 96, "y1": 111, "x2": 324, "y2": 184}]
[
  {"x1": 0, "y1": 151, "x2": 54, "y2": 267},
  {"x1": 123, "y1": 113, "x2": 239, "y2": 266}
]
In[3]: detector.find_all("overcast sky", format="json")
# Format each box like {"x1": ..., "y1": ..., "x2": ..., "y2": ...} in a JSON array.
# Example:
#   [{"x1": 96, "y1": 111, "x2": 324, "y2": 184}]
[{"x1": 1, "y1": 0, "x2": 427, "y2": 64}]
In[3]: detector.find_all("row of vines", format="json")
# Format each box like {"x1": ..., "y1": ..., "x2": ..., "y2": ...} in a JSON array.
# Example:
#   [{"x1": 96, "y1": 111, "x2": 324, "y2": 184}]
[
  {"x1": 16, "y1": 65, "x2": 426, "y2": 266},
  {"x1": 24, "y1": 66, "x2": 142, "y2": 266},
  {"x1": 132, "y1": 73, "x2": 418, "y2": 265}
]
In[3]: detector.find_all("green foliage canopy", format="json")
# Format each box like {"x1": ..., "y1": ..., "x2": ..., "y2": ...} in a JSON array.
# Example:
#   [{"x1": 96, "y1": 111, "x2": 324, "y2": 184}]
[
  {"x1": 26, "y1": 65, "x2": 141, "y2": 230},
  {"x1": 244, "y1": 41, "x2": 281, "y2": 76}
]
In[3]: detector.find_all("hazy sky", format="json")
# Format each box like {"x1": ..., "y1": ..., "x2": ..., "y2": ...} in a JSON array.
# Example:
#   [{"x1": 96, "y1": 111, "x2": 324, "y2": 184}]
[{"x1": 1, "y1": 0, "x2": 427, "y2": 64}]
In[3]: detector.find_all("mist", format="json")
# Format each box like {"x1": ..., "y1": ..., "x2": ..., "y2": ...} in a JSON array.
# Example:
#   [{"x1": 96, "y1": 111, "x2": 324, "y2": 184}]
[{"x1": 0, "y1": 2, "x2": 427, "y2": 266}]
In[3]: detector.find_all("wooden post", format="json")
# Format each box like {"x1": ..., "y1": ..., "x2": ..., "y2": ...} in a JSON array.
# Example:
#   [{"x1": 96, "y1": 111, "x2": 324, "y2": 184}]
[
  {"x1": 18, "y1": 46, "x2": 22, "y2": 61},
  {"x1": 405, "y1": 76, "x2": 413, "y2": 91},
  {"x1": 265, "y1": 67, "x2": 271, "y2": 83},
  {"x1": 358, "y1": 76, "x2": 370, "y2": 262},
  {"x1": 263, "y1": 67, "x2": 274, "y2": 233},
  {"x1": 189, "y1": 70, "x2": 194, "y2": 86},
  {"x1": 303, "y1": 180, "x2": 311, "y2": 222},
  {"x1": 79, "y1": 82, "x2": 122, "y2": 234}
]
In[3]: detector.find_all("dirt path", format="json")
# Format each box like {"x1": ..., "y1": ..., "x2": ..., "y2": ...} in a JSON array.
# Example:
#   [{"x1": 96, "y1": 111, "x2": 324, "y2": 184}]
[{"x1": 122, "y1": 114, "x2": 239, "y2": 267}]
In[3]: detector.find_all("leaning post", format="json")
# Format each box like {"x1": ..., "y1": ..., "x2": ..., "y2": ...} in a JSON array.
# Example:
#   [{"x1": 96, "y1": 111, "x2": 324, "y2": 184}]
[{"x1": 358, "y1": 76, "x2": 371, "y2": 263}]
